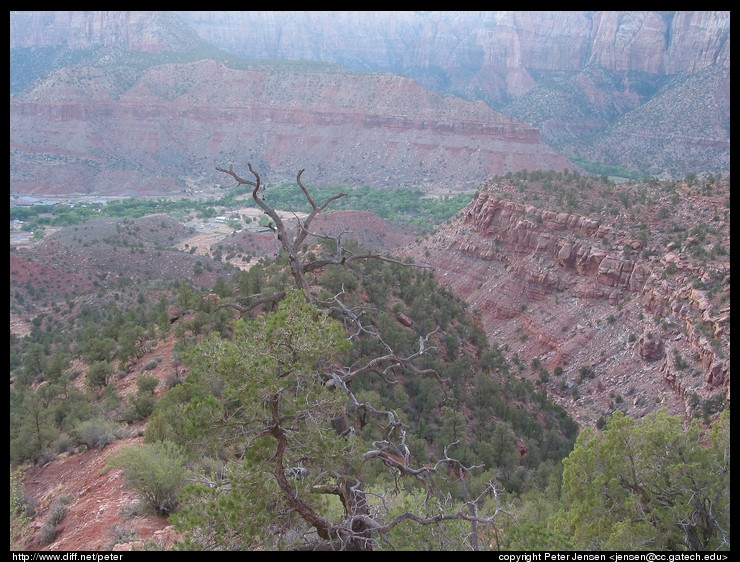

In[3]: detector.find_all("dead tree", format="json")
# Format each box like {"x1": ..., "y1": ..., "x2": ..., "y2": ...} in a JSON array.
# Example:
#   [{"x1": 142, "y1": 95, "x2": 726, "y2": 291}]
[
  {"x1": 212, "y1": 164, "x2": 503, "y2": 550},
  {"x1": 216, "y1": 163, "x2": 424, "y2": 309},
  {"x1": 263, "y1": 331, "x2": 507, "y2": 551}
]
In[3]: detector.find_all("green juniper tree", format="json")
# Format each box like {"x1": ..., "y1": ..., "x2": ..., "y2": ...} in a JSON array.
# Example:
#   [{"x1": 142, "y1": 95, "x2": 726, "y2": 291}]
[
  {"x1": 551, "y1": 409, "x2": 730, "y2": 551},
  {"x1": 167, "y1": 289, "x2": 504, "y2": 550},
  {"x1": 157, "y1": 165, "x2": 509, "y2": 550}
]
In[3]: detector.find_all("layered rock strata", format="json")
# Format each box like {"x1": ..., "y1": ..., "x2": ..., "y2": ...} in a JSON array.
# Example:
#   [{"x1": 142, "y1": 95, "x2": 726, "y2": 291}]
[{"x1": 401, "y1": 190, "x2": 729, "y2": 426}]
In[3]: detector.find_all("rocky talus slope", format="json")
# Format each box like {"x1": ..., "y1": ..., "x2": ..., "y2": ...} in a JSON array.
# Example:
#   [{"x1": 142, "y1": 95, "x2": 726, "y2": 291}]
[{"x1": 399, "y1": 177, "x2": 729, "y2": 427}]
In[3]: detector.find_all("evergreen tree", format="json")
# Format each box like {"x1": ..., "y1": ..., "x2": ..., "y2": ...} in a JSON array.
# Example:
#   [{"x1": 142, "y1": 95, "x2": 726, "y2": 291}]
[
  {"x1": 168, "y1": 290, "x2": 504, "y2": 550},
  {"x1": 552, "y1": 409, "x2": 730, "y2": 551}
]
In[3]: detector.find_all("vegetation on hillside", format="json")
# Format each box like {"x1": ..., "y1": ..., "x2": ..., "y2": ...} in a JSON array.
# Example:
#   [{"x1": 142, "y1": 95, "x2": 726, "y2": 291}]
[
  {"x1": 551, "y1": 409, "x2": 730, "y2": 551},
  {"x1": 568, "y1": 157, "x2": 647, "y2": 181},
  {"x1": 497, "y1": 409, "x2": 730, "y2": 551},
  {"x1": 9, "y1": 167, "x2": 730, "y2": 550},
  {"x1": 9, "y1": 235, "x2": 579, "y2": 549}
]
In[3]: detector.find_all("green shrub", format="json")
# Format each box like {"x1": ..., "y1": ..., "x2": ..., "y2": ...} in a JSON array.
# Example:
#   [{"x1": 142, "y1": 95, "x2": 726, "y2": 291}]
[
  {"x1": 73, "y1": 418, "x2": 122, "y2": 449},
  {"x1": 105, "y1": 441, "x2": 187, "y2": 515},
  {"x1": 36, "y1": 449, "x2": 57, "y2": 466},
  {"x1": 47, "y1": 494, "x2": 74, "y2": 526},
  {"x1": 142, "y1": 359, "x2": 160, "y2": 372},
  {"x1": 85, "y1": 360, "x2": 114, "y2": 392},
  {"x1": 38, "y1": 522, "x2": 59, "y2": 546},
  {"x1": 11, "y1": 465, "x2": 33, "y2": 548},
  {"x1": 39, "y1": 494, "x2": 74, "y2": 545},
  {"x1": 108, "y1": 524, "x2": 140, "y2": 549},
  {"x1": 570, "y1": 385, "x2": 580, "y2": 400},
  {"x1": 137, "y1": 374, "x2": 159, "y2": 394},
  {"x1": 122, "y1": 394, "x2": 157, "y2": 423},
  {"x1": 319, "y1": 267, "x2": 358, "y2": 294}
]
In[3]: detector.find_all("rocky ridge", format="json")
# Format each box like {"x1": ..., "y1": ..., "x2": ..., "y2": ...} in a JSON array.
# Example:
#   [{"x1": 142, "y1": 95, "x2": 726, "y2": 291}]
[
  {"x1": 10, "y1": 11, "x2": 731, "y2": 188},
  {"x1": 399, "y1": 176, "x2": 729, "y2": 426},
  {"x1": 10, "y1": 59, "x2": 573, "y2": 196}
]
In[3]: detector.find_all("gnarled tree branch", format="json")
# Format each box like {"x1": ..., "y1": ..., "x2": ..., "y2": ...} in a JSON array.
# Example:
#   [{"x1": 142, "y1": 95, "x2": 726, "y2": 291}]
[
  {"x1": 210, "y1": 164, "x2": 503, "y2": 551},
  {"x1": 216, "y1": 163, "x2": 426, "y2": 308},
  {"x1": 218, "y1": 290, "x2": 286, "y2": 316}
]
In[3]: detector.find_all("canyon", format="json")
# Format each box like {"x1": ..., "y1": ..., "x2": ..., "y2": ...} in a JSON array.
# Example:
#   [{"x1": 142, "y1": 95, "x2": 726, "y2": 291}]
[
  {"x1": 12, "y1": 173, "x2": 730, "y2": 551},
  {"x1": 10, "y1": 10, "x2": 731, "y2": 192},
  {"x1": 10, "y1": 12, "x2": 731, "y2": 552},
  {"x1": 399, "y1": 174, "x2": 729, "y2": 427}
]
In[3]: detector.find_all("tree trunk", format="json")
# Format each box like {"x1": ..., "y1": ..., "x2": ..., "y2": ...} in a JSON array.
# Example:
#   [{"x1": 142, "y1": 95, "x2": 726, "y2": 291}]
[{"x1": 338, "y1": 478, "x2": 373, "y2": 551}]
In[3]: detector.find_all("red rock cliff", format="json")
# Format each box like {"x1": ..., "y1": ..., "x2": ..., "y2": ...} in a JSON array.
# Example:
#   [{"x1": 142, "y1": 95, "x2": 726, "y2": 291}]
[
  {"x1": 399, "y1": 181, "x2": 729, "y2": 427},
  {"x1": 10, "y1": 60, "x2": 573, "y2": 195}
]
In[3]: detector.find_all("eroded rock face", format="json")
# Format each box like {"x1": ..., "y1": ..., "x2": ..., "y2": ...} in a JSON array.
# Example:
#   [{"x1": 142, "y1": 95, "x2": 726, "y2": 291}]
[
  {"x1": 12, "y1": 12, "x2": 729, "y2": 78},
  {"x1": 587, "y1": 12, "x2": 730, "y2": 74},
  {"x1": 9, "y1": 11, "x2": 199, "y2": 52},
  {"x1": 638, "y1": 335, "x2": 665, "y2": 361},
  {"x1": 457, "y1": 193, "x2": 648, "y2": 294},
  {"x1": 10, "y1": 11, "x2": 730, "y2": 188},
  {"x1": 398, "y1": 184, "x2": 730, "y2": 427},
  {"x1": 172, "y1": 11, "x2": 730, "y2": 92},
  {"x1": 9, "y1": 59, "x2": 573, "y2": 196}
]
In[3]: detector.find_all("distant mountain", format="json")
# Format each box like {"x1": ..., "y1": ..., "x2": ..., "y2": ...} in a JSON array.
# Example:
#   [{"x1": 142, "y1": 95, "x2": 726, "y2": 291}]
[
  {"x1": 9, "y1": 11, "x2": 730, "y2": 195},
  {"x1": 10, "y1": 57, "x2": 572, "y2": 196},
  {"x1": 9, "y1": 11, "x2": 204, "y2": 53},
  {"x1": 176, "y1": 11, "x2": 730, "y2": 178}
]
